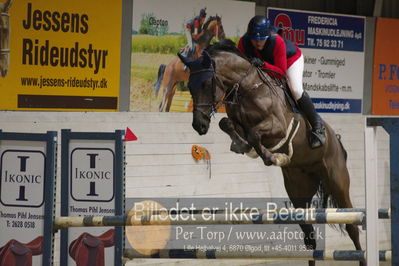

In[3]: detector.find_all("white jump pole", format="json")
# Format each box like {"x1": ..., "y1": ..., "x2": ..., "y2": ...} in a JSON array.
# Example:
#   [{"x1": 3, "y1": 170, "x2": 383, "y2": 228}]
[{"x1": 364, "y1": 121, "x2": 378, "y2": 265}]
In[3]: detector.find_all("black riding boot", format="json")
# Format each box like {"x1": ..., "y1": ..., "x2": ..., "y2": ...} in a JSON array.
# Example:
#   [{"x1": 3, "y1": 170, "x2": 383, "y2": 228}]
[
  {"x1": 297, "y1": 91, "x2": 326, "y2": 149},
  {"x1": 181, "y1": 47, "x2": 194, "y2": 72}
]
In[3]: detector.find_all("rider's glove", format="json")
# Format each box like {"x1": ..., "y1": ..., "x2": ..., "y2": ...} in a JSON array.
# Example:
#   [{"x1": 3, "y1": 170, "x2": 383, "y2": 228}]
[{"x1": 250, "y1": 57, "x2": 264, "y2": 68}]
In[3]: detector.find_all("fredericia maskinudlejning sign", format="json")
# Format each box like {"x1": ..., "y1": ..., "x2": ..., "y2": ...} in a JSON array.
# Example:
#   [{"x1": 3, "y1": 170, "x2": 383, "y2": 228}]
[{"x1": 0, "y1": 150, "x2": 45, "y2": 207}]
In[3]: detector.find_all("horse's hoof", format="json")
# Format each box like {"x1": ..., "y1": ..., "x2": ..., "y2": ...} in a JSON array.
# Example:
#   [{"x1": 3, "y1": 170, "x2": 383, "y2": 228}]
[
  {"x1": 272, "y1": 153, "x2": 290, "y2": 166},
  {"x1": 245, "y1": 148, "x2": 259, "y2": 159},
  {"x1": 262, "y1": 157, "x2": 274, "y2": 166},
  {"x1": 230, "y1": 142, "x2": 253, "y2": 155},
  {"x1": 230, "y1": 142, "x2": 243, "y2": 154}
]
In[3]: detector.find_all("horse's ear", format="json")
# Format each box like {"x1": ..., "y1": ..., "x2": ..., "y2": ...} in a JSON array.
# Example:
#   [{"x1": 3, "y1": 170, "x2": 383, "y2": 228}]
[
  {"x1": 178, "y1": 53, "x2": 189, "y2": 66},
  {"x1": 202, "y1": 51, "x2": 212, "y2": 68},
  {"x1": 3, "y1": 0, "x2": 12, "y2": 12}
]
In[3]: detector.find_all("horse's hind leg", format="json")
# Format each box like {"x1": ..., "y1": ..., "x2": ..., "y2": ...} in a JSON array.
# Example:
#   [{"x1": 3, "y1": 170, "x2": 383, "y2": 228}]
[
  {"x1": 282, "y1": 168, "x2": 320, "y2": 266},
  {"x1": 323, "y1": 162, "x2": 364, "y2": 265},
  {"x1": 158, "y1": 64, "x2": 175, "y2": 112},
  {"x1": 165, "y1": 82, "x2": 177, "y2": 112},
  {"x1": 159, "y1": 89, "x2": 168, "y2": 112},
  {"x1": 159, "y1": 81, "x2": 174, "y2": 112}
]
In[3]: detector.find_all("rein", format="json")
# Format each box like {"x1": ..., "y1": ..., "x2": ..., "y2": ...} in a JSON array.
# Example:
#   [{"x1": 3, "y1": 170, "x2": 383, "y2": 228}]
[
  {"x1": 189, "y1": 57, "x2": 287, "y2": 119},
  {"x1": 190, "y1": 64, "x2": 254, "y2": 118},
  {"x1": 222, "y1": 65, "x2": 253, "y2": 105},
  {"x1": 255, "y1": 67, "x2": 288, "y2": 106}
]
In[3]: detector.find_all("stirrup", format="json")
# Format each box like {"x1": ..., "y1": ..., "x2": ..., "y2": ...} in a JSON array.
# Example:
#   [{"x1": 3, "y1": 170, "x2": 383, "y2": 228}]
[{"x1": 309, "y1": 125, "x2": 326, "y2": 149}]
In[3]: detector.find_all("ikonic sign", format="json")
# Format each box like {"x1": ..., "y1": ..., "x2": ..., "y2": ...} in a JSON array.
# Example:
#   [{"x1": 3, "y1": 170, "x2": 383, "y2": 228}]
[
  {"x1": 0, "y1": 131, "x2": 57, "y2": 266},
  {"x1": 70, "y1": 148, "x2": 114, "y2": 202},
  {"x1": 61, "y1": 130, "x2": 124, "y2": 266},
  {"x1": 1, "y1": 150, "x2": 45, "y2": 207}
]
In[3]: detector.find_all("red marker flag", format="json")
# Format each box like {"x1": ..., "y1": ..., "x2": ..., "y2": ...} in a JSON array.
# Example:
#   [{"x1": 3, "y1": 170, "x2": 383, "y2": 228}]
[{"x1": 124, "y1": 127, "x2": 138, "y2": 141}]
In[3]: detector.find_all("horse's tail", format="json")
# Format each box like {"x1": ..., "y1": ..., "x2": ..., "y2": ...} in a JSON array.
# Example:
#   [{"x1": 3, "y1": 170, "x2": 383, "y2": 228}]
[
  {"x1": 317, "y1": 184, "x2": 340, "y2": 209},
  {"x1": 317, "y1": 183, "x2": 346, "y2": 234},
  {"x1": 153, "y1": 64, "x2": 166, "y2": 97}
]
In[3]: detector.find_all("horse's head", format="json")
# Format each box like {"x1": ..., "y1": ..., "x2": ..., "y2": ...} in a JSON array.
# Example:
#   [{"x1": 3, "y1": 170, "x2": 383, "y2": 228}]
[
  {"x1": 0, "y1": 0, "x2": 12, "y2": 77},
  {"x1": 216, "y1": 15, "x2": 226, "y2": 40},
  {"x1": 178, "y1": 51, "x2": 219, "y2": 135},
  {"x1": 199, "y1": 15, "x2": 225, "y2": 45},
  {"x1": 0, "y1": 0, "x2": 12, "y2": 12},
  {"x1": 0, "y1": 13, "x2": 10, "y2": 77}
]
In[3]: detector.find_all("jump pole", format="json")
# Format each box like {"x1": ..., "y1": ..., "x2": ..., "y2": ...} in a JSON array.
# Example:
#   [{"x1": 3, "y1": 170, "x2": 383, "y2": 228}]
[
  {"x1": 108, "y1": 207, "x2": 390, "y2": 218},
  {"x1": 123, "y1": 248, "x2": 392, "y2": 261},
  {"x1": 54, "y1": 212, "x2": 365, "y2": 229},
  {"x1": 365, "y1": 118, "x2": 379, "y2": 266}
]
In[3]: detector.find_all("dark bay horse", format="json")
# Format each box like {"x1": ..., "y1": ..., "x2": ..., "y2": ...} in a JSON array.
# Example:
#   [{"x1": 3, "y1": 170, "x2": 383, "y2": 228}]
[
  {"x1": 178, "y1": 40, "x2": 363, "y2": 266},
  {"x1": 154, "y1": 15, "x2": 225, "y2": 112}
]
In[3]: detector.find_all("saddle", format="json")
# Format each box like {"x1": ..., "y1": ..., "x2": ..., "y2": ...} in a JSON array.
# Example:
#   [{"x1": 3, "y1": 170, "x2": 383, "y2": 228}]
[
  {"x1": 283, "y1": 87, "x2": 300, "y2": 113},
  {"x1": 69, "y1": 229, "x2": 115, "y2": 266},
  {"x1": 0, "y1": 236, "x2": 43, "y2": 266}
]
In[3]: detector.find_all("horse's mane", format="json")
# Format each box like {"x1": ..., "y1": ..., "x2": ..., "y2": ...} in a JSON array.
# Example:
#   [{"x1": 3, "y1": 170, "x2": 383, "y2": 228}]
[
  {"x1": 206, "y1": 39, "x2": 288, "y2": 95},
  {"x1": 206, "y1": 39, "x2": 247, "y2": 60},
  {"x1": 203, "y1": 15, "x2": 222, "y2": 30},
  {"x1": 206, "y1": 39, "x2": 286, "y2": 80}
]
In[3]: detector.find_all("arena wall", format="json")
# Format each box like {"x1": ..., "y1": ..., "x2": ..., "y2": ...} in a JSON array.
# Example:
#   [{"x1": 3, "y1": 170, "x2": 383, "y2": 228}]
[{"x1": 0, "y1": 111, "x2": 391, "y2": 265}]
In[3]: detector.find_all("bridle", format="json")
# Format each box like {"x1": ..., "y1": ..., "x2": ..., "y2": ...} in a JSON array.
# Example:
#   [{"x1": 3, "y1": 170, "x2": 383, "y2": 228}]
[
  {"x1": 189, "y1": 67, "x2": 220, "y2": 119},
  {"x1": 189, "y1": 63, "x2": 253, "y2": 119}
]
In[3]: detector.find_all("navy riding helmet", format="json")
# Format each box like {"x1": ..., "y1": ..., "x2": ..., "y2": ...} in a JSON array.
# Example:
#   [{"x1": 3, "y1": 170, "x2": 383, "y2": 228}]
[
  {"x1": 200, "y1": 8, "x2": 207, "y2": 18},
  {"x1": 247, "y1": 15, "x2": 271, "y2": 41}
]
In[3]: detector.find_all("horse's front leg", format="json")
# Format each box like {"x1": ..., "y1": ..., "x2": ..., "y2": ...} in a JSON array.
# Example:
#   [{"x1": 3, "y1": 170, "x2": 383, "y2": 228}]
[
  {"x1": 247, "y1": 129, "x2": 275, "y2": 166},
  {"x1": 246, "y1": 118, "x2": 285, "y2": 166},
  {"x1": 219, "y1": 117, "x2": 252, "y2": 154}
]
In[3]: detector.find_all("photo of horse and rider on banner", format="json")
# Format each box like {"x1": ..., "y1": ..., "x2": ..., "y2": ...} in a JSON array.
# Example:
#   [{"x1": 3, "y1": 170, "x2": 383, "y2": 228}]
[{"x1": 130, "y1": 0, "x2": 255, "y2": 112}]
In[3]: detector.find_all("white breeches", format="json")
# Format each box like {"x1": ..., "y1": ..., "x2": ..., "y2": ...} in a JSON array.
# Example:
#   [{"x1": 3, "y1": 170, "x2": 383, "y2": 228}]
[
  {"x1": 185, "y1": 29, "x2": 193, "y2": 49},
  {"x1": 286, "y1": 54, "x2": 304, "y2": 101}
]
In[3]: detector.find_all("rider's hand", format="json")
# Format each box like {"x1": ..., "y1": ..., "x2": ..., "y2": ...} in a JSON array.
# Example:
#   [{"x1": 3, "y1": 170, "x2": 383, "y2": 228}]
[{"x1": 250, "y1": 57, "x2": 264, "y2": 68}]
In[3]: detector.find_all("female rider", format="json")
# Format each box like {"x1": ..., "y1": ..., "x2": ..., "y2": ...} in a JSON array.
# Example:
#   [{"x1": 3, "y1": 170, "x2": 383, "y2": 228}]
[{"x1": 237, "y1": 15, "x2": 325, "y2": 149}]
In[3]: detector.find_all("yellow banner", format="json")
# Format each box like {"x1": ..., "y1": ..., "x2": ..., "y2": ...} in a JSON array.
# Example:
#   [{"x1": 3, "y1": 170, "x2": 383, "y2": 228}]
[{"x1": 0, "y1": 0, "x2": 122, "y2": 111}]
